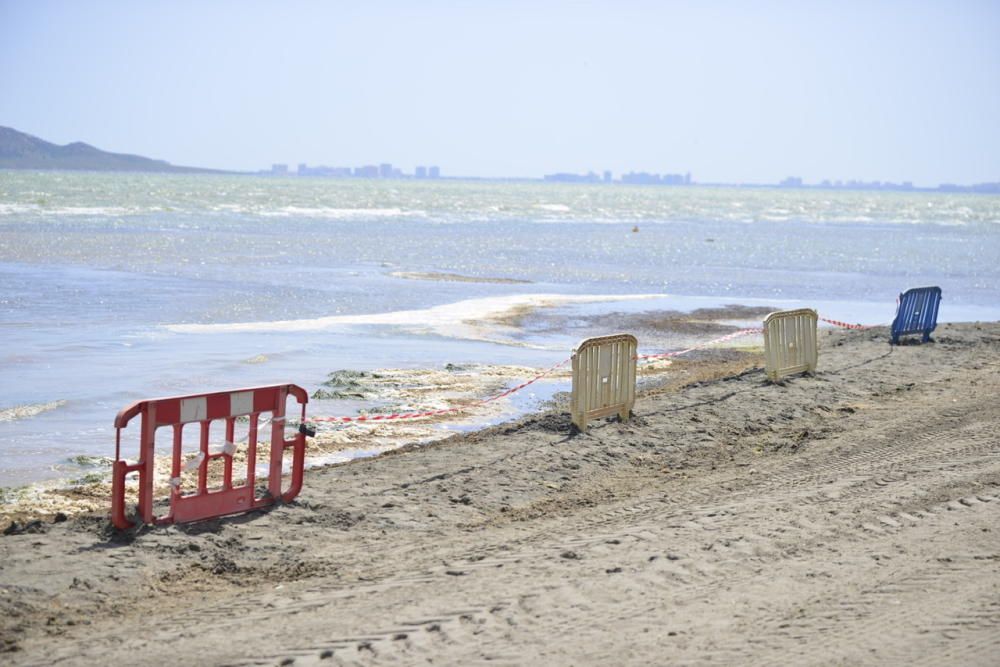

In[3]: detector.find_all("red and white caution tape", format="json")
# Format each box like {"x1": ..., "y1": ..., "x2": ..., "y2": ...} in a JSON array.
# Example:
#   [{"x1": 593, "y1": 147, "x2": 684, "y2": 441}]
[
  {"x1": 309, "y1": 357, "x2": 571, "y2": 424},
  {"x1": 635, "y1": 327, "x2": 763, "y2": 362},
  {"x1": 819, "y1": 317, "x2": 871, "y2": 330},
  {"x1": 307, "y1": 322, "x2": 832, "y2": 425}
]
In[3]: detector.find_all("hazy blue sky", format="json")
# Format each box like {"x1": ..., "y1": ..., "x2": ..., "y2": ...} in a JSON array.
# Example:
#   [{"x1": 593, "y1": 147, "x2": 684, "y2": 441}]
[{"x1": 2, "y1": 1, "x2": 998, "y2": 184}]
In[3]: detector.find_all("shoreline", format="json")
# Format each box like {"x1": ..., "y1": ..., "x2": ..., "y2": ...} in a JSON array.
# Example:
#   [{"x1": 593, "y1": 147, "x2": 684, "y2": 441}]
[
  {"x1": 0, "y1": 301, "x2": 776, "y2": 492},
  {"x1": 2, "y1": 322, "x2": 998, "y2": 664},
  {"x1": 0, "y1": 344, "x2": 762, "y2": 531}
]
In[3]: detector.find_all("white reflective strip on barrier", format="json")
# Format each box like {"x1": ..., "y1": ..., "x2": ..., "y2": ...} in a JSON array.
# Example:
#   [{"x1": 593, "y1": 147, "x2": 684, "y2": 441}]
[
  {"x1": 169, "y1": 477, "x2": 182, "y2": 488},
  {"x1": 229, "y1": 391, "x2": 254, "y2": 417},
  {"x1": 180, "y1": 397, "x2": 207, "y2": 423},
  {"x1": 222, "y1": 440, "x2": 237, "y2": 455},
  {"x1": 183, "y1": 451, "x2": 205, "y2": 471}
]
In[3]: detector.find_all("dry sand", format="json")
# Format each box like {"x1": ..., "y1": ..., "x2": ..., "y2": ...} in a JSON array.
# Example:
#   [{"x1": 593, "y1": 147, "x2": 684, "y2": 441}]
[{"x1": 1, "y1": 322, "x2": 999, "y2": 666}]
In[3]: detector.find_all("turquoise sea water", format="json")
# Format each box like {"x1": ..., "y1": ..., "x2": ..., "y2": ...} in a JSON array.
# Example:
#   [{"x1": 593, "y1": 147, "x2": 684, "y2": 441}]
[{"x1": 1, "y1": 172, "x2": 999, "y2": 485}]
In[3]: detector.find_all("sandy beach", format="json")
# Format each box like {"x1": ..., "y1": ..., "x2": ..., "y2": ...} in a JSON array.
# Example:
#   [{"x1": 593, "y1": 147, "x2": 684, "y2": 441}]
[{"x1": 1, "y1": 322, "x2": 999, "y2": 665}]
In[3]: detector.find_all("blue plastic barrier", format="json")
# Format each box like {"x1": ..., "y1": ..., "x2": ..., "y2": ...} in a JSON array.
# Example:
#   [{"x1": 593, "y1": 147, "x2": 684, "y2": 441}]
[{"x1": 890, "y1": 286, "x2": 942, "y2": 345}]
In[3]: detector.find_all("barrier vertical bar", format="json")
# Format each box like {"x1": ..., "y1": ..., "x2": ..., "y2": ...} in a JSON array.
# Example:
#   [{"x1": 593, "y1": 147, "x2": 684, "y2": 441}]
[
  {"x1": 139, "y1": 403, "x2": 156, "y2": 524},
  {"x1": 198, "y1": 421, "x2": 209, "y2": 495},
  {"x1": 246, "y1": 412, "x2": 258, "y2": 492},
  {"x1": 268, "y1": 386, "x2": 288, "y2": 501},
  {"x1": 170, "y1": 424, "x2": 182, "y2": 500},
  {"x1": 224, "y1": 417, "x2": 235, "y2": 490}
]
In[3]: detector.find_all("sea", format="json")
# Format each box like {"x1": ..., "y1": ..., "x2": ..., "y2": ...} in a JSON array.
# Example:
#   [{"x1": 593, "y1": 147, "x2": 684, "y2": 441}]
[{"x1": 1, "y1": 171, "x2": 999, "y2": 487}]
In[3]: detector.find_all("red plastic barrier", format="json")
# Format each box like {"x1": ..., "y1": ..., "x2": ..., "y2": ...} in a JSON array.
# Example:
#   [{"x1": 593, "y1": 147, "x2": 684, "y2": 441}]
[{"x1": 111, "y1": 383, "x2": 309, "y2": 529}]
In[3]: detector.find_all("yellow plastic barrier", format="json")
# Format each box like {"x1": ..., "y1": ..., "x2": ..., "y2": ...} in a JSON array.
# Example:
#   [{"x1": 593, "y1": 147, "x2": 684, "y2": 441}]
[
  {"x1": 763, "y1": 308, "x2": 818, "y2": 382},
  {"x1": 571, "y1": 334, "x2": 637, "y2": 432}
]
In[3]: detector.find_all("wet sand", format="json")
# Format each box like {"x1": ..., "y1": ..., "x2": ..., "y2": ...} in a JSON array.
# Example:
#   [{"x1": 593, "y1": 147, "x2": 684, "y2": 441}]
[{"x1": 2, "y1": 322, "x2": 999, "y2": 665}]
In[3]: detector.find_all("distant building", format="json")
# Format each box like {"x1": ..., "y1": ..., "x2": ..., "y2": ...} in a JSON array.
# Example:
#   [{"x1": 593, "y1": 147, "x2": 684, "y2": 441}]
[
  {"x1": 354, "y1": 165, "x2": 379, "y2": 178},
  {"x1": 271, "y1": 163, "x2": 288, "y2": 175},
  {"x1": 621, "y1": 172, "x2": 660, "y2": 185},
  {"x1": 603, "y1": 170, "x2": 612, "y2": 183},
  {"x1": 809, "y1": 178, "x2": 926, "y2": 191},
  {"x1": 779, "y1": 176, "x2": 803, "y2": 187},
  {"x1": 684, "y1": 172, "x2": 692, "y2": 185},
  {"x1": 544, "y1": 171, "x2": 601, "y2": 184},
  {"x1": 297, "y1": 163, "x2": 351, "y2": 177},
  {"x1": 379, "y1": 163, "x2": 393, "y2": 178},
  {"x1": 428, "y1": 166, "x2": 441, "y2": 179},
  {"x1": 415, "y1": 166, "x2": 427, "y2": 178}
]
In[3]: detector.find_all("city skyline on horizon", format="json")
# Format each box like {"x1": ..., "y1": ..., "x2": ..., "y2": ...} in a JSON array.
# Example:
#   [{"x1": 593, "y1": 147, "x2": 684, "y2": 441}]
[
  {"x1": 271, "y1": 154, "x2": 998, "y2": 192},
  {"x1": 2, "y1": 1, "x2": 998, "y2": 186},
  {"x1": 3, "y1": 120, "x2": 997, "y2": 191}
]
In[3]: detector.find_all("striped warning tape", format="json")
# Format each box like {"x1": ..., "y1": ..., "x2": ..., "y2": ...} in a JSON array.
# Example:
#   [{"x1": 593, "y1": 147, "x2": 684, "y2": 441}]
[
  {"x1": 819, "y1": 317, "x2": 871, "y2": 330},
  {"x1": 307, "y1": 316, "x2": 870, "y2": 426},
  {"x1": 635, "y1": 327, "x2": 764, "y2": 362}
]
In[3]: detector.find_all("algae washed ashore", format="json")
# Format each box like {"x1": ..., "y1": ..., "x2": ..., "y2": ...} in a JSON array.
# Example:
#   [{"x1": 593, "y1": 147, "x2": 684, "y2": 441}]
[{"x1": 1, "y1": 171, "x2": 999, "y2": 487}]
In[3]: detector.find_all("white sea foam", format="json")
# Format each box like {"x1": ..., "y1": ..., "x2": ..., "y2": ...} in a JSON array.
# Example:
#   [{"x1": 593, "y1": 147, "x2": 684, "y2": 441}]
[
  {"x1": 0, "y1": 203, "x2": 39, "y2": 216},
  {"x1": 256, "y1": 206, "x2": 423, "y2": 219},
  {"x1": 54, "y1": 206, "x2": 137, "y2": 216},
  {"x1": 0, "y1": 400, "x2": 66, "y2": 423},
  {"x1": 167, "y1": 293, "x2": 668, "y2": 345},
  {"x1": 0, "y1": 204, "x2": 147, "y2": 217}
]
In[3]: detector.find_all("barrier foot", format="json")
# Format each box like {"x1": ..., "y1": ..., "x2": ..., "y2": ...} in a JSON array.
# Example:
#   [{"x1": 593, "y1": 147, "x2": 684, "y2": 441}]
[
  {"x1": 281, "y1": 435, "x2": 307, "y2": 503},
  {"x1": 110, "y1": 460, "x2": 135, "y2": 530}
]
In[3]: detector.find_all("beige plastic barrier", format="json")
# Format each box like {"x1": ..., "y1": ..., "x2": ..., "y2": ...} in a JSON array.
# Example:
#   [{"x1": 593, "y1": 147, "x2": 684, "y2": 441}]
[
  {"x1": 571, "y1": 333, "x2": 637, "y2": 432},
  {"x1": 763, "y1": 308, "x2": 818, "y2": 382}
]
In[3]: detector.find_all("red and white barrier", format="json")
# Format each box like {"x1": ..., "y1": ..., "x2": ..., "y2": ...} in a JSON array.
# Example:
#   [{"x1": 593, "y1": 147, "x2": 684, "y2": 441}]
[{"x1": 111, "y1": 383, "x2": 309, "y2": 529}]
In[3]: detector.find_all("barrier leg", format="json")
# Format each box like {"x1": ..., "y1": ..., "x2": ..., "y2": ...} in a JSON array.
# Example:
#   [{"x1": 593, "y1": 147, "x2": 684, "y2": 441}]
[
  {"x1": 268, "y1": 387, "x2": 288, "y2": 501},
  {"x1": 138, "y1": 405, "x2": 157, "y2": 525},
  {"x1": 111, "y1": 460, "x2": 134, "y2": 530},
  {"x1": 281, "y1": 434, "x2": 306, "y2": 503}
]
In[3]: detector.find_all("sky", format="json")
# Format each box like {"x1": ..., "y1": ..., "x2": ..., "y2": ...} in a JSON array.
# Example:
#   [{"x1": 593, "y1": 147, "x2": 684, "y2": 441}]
[{"x1": 1, "y1": 1, "x2": 999, "y2": 185}]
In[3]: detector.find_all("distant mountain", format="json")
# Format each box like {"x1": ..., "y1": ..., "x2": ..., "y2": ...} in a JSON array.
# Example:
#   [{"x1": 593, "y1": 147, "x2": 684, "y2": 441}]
[{"x1": 0, "y1": 126, "x2": 227, "y2": 173}]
